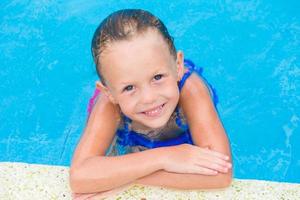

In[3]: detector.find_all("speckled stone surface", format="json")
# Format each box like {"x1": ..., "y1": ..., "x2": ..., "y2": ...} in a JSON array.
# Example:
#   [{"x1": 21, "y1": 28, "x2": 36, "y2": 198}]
[{"x1": 0, "y1": 162, "x2": 299, "y2": 200}]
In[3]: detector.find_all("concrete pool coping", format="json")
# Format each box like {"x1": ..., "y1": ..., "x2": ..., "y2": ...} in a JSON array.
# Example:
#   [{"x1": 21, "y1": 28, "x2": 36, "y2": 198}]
[{"x1": 0, "y1": 162, "x2": 299, "y2": 199}]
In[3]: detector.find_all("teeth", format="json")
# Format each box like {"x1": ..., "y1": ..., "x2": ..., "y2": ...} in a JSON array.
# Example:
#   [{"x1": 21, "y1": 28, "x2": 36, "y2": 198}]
[{"x1": 144, "y1": 105, "x2": 163, "y2": 116}]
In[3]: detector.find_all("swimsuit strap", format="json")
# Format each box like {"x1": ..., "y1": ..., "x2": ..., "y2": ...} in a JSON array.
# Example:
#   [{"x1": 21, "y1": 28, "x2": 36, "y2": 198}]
[
  {"x1": 87, "y1": 88, "x2": 101, "y2": 114},
  {"x1": 202, "y1": 76, "x2": 219, "y2": 107},
  {"x1": 178, "y1": 59, "x2": 196, "y2": 91},
  {"x1": 174, "y1": 106, "x2": 187, "y2": 129},
  {"x1": 179, "y1": 59, "x2": 219, "y2": 108},
  {"x1": 175, "y1": 59, "x2": 196, "y2": 129}
]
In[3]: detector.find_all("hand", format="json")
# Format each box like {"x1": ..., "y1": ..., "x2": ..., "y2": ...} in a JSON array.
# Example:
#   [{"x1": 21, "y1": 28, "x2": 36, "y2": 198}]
[{"x1": 162, "y1": 144, "x2": 232, "y2": 175}]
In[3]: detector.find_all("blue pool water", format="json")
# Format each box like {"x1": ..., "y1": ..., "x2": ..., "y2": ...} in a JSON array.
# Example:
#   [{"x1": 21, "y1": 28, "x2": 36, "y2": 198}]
[{"x1": 0, "y1": 1, "x2": 299, "y2": 183}]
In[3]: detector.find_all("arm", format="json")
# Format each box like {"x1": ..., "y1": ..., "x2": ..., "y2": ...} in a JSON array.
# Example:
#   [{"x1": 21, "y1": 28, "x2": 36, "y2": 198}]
[
  {"x1": 70, "y1": 74, "x2": 232, "y2": 194},
  {"x1": 71, "y1": 147, "x2": 167, "y2": 193},
  {"x1": 134, "y1": 73, "x2": 232, "y2": 189},
  {"x1": 69, "y1": 93, "x2": 167, "y2": 193}
]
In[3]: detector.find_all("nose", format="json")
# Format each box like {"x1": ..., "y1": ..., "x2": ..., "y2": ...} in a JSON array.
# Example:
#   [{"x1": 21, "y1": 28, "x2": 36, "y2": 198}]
[{"x1": 139, "y1": 85, "x2": 157, "y2": 105}]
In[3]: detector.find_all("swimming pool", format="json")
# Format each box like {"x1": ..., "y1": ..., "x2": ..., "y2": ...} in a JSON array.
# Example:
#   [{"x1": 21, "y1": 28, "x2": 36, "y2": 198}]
[{"x1": 1, "y1": 1, "x2": 299, "y2": 183}]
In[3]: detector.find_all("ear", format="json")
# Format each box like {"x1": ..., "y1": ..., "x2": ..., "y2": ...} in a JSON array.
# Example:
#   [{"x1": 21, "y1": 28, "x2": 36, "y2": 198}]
[
  {"x1": 176, "y1": 50, "x2": 185, "y2": 81},
  {"x1": 96, "y1": 81, "x2": 118, "y2": 104}
]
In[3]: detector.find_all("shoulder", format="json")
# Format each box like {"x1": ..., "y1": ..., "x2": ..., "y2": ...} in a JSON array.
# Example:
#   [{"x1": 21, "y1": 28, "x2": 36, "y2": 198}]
[
  {"x1": 180, "y1": 72, "x2": 211, "y2": 99},
  {"x1": 92, "y1": 93, "x2": 121, "y2": 122},
  {"x1": 178, "y1": 71, "x2": 217, "y2": 129},
  {"x1": 73, "y1": 93, "x2": 121, "y2": 161}
]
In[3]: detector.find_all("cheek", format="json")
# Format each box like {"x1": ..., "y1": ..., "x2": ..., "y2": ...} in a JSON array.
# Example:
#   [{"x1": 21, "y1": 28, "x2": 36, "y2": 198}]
[
  {"x1": 159, "y1": 82, "x2": 180, "y2": 101},
  {"x1": 117, "y1": 97, "x2": 137, "y2": 114},
  {"x1": 170, "y1": 87, "x2": 180, "y2": 102}
]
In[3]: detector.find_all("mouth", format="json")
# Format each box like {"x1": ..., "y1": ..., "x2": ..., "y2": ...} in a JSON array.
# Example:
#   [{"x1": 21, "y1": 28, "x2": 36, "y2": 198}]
[{"x1": 141, "y1": 103, "x2": 166, "y2": 117}]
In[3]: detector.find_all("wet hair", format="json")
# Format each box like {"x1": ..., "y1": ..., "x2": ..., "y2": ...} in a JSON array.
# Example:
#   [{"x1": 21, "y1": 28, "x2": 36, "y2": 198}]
[{"x1": 91, "y1": 9, "x2": 177, "y2": 84}]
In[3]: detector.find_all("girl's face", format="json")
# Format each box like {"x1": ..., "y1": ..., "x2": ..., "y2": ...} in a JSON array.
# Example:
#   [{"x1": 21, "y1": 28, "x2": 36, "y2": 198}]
[{"x1": 98, "y1": 29, "x2": 184, "y2": 129}]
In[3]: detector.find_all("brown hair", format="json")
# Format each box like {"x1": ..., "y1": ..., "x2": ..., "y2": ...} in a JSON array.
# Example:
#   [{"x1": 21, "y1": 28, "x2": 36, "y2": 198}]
[{"x1": 91, "y1": 9, "x2": 177, "y2": 84}]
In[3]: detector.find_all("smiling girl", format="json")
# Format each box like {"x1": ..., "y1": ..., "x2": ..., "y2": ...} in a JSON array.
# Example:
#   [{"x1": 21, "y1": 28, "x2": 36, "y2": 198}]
[{"x1": 70, "y1": 9, "x2": 232, "y2": 199}]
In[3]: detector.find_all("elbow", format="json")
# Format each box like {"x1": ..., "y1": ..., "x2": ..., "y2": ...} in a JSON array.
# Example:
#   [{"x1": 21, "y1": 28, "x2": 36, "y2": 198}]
[
  {"x1": 69, "y1": 164, "x2": 109, "y2": 193},
  {"x1": 69, "y1": 166, "x2": 84, "y2": 193},
  {"x1": 69, "y1": 166, "x2": 92, "y2": 193},
  {"x1": 218, "y1": 170, "x2": 233, "y2": 188}
]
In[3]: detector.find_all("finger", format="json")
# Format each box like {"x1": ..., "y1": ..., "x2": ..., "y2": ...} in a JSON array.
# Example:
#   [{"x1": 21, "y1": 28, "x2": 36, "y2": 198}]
[
  {"x1": 196, "y1": 158, "x2": 230, "y2": 173},
  {"x1": 199, "y1": 148, "x2": 230, "y2": 161},
  {"x1": 195, "y1": 149, "x2": 232, "y2": 169},
  {"x1": 204, "y1": 155, "x2": 232, "y2": 169},
  {"x1": 192, "y1": 165, "x2": 219, "y2": 175}
]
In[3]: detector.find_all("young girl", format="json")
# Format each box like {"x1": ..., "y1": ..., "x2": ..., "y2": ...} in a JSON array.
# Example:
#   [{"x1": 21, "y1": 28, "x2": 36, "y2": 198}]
[{"x1": 70, "y1": 9, "x2": 232, "y2": 199}]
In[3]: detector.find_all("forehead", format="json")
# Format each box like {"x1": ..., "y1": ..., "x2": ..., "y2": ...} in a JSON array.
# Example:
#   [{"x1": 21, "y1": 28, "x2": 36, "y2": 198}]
[{"x1": 101, "y1": 29, "x2": 176, "y2": 85}]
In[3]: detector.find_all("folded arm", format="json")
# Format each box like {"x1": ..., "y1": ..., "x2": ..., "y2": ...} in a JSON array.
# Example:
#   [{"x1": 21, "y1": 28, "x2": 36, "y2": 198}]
[
  {"x1": 70, "y1": 73, "x2": 232, "y2": 195},
  {"x1": 70, "y1": 93, "x2": 177, "y2": 194},
  {"x1": 134, "y1": 73, "x2": 232, "y2": 189}
]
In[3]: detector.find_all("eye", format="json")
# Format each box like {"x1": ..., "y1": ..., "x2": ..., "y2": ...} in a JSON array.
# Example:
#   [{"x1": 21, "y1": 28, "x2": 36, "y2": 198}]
[
  {"x1": 153, "y1": 74, "x2": 163, "y2": 81},
  {"x1": 123, "y1": 85, "x2": 134, "y2": 92}
]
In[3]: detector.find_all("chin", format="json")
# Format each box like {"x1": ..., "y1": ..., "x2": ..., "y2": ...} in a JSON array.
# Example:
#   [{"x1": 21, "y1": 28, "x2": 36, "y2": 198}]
[{"x1": 141, "y1": 116, "x2": 170, "y2": 129}]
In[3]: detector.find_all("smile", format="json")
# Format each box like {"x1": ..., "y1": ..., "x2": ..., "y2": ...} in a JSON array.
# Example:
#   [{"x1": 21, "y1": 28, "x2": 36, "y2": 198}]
[{"x1": 142, "y1": 103, "x2": 165, "y2": 117}]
